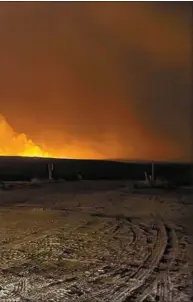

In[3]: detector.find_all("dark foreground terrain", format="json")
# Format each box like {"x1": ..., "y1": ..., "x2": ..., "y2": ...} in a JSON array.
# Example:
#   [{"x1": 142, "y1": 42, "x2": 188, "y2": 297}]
[
  {"x1": 0, "y1": 156, "x2": 192, "y2": 185},
  {"x1": 0, "y1": 180, "x2": 192, "y2": 301}
]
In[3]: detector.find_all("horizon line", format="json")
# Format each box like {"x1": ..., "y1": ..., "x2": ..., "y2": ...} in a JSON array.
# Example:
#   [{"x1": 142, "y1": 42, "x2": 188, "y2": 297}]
[{"x1": 0, "y1": 155, "x2": 192, "y2": 164}]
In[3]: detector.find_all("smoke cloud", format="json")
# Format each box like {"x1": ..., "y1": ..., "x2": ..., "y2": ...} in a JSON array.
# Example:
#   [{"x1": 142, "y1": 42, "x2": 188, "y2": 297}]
[{"x1": 0, "y1": 3, "x2": 191, "y2": 161}]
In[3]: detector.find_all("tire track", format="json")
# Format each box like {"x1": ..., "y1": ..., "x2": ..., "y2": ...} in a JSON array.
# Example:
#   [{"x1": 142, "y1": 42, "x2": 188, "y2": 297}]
[
  {"x1": 1, "y1": 209, "x2": 187, "y2": 302},
  {"x1": 133, "y1": 224, "x2": 178, "y2": 302},
  {"x1": 111, "y1": 220, "x2": 167, "y2": 302},
  {"x1": 78, "y1": 220, "x2": 151, "y2": 302}
]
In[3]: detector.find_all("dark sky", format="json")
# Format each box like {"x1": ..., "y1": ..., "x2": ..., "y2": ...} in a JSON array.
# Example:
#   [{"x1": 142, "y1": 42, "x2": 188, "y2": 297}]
[{"x1": 0, "y1": 2, "x2": 192, "y2": 161}]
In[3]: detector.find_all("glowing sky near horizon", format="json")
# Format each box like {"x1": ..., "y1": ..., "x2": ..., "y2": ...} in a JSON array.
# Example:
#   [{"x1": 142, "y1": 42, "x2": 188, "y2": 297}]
[{"x1": 0, "y1": 3, "x2": 191, "y2": 161}]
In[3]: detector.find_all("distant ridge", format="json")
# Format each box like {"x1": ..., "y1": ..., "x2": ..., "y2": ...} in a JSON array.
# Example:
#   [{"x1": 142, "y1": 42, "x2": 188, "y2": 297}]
[
  {"x1": 0, "y1": 155, "x2": 192, "y2": 165},
  {"x1": 0, "y1": 155, "x2": 192, "y2": 183},
  {"x1": 106, "y1": 158, "x2": 193, "y2": 165}
]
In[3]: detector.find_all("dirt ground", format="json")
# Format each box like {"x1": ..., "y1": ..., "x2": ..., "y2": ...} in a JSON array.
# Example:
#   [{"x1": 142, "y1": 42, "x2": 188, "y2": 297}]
[{"x1": 0, "y1": 180, "x2": 192, "y2": 301}]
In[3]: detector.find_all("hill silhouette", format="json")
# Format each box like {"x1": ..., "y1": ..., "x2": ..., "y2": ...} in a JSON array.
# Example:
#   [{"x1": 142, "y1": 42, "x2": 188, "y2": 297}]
[{"x1": 0, "y1": 156, "x2": 192, "y2": 185}]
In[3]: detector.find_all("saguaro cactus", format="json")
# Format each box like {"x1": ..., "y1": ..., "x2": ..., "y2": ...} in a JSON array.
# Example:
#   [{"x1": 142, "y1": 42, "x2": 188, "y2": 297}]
[
  {"x1": 48, "y1": 163, "x2": 54, "y2": 181},
  {"x1": 151, "y1": 162, "x2": 155, "y2": 181}
]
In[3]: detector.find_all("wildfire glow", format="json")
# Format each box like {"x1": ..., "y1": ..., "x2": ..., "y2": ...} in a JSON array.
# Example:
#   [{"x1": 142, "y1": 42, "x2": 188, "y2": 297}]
[
  {"x1": 0, "y1": 114, "x2": 179, "y2": 161},
  {"x1": 0, "y1": 115, "x2": 105, "y2": 159},
  {"x1": 0, "y1": 115, "x2": 52, "y2": 158}
]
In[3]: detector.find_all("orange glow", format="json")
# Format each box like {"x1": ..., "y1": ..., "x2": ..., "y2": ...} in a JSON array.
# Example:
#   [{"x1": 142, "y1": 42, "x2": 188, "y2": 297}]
[
  {"x1": 0, "y1": 115, "x2": 52, "y2": 158},
  {"x1": 0, "y1": 115, "x2": 104, "y2": 159},
  {"x1": 0, "y1": 114, "x2": 184, "y2": 162}
]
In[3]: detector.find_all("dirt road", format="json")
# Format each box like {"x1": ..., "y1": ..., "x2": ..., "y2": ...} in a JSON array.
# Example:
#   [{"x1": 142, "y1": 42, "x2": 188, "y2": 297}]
[{"x1": 0, "y1": 181, "x2": 192, "y2": 301}]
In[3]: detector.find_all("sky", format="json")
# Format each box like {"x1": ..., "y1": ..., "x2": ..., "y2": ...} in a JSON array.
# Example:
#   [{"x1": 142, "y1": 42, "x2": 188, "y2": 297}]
[{"x1": 0, "y1": 2, "x2": 192, "y2": 161}]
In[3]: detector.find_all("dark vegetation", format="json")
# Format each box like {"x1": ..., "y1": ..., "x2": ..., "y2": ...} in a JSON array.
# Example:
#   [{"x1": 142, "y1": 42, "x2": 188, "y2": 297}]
[{"x1": 0, "y1": 156, "x2": 192, "y2": 185}]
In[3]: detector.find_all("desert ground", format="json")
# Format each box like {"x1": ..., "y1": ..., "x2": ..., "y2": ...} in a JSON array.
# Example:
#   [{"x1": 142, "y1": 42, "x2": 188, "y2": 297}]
[{"x1": 0, "y1": 180, "x2": 192, "y2": 301}]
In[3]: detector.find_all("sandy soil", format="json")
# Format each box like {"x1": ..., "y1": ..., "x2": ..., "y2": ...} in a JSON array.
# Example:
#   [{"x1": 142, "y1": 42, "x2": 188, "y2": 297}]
[{"x1": 0, "y1": 180, "x2": 192, "y2": 301}]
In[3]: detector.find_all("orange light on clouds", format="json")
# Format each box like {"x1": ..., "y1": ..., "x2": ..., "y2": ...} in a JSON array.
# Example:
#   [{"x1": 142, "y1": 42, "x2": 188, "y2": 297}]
[
  {"x1": 0, "y1": 114, "x2": 104, "y2": 159},
  {"x1": 0, "y1": 115, "x2": 52, "y2": 158}
]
